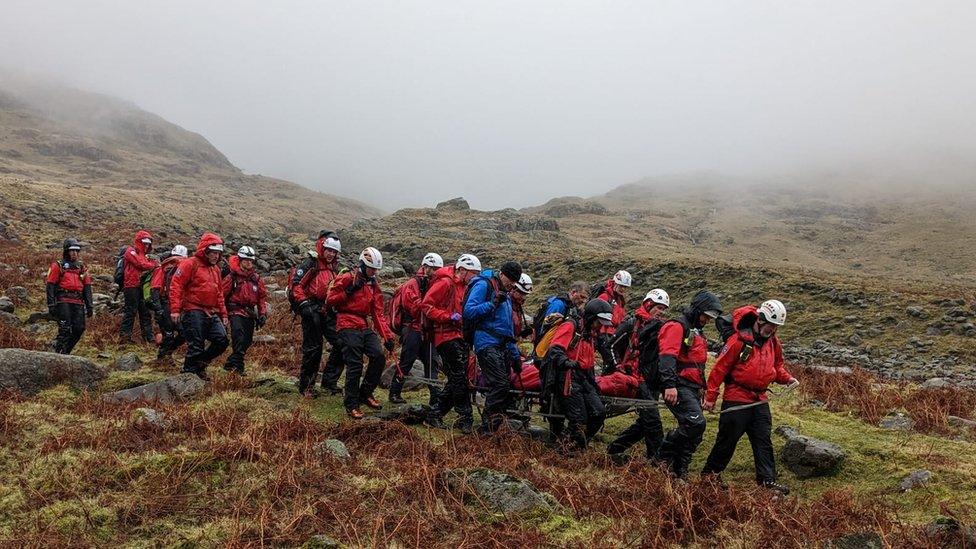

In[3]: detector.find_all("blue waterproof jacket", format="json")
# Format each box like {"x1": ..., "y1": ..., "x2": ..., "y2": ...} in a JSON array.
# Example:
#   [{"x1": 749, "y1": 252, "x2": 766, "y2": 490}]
[{"x1": 463, "y1": 270, "x2": 520, "y2": 358}]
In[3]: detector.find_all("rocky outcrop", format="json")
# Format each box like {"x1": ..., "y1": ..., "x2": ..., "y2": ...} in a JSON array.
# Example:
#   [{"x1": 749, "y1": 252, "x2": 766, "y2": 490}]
[
  {"x1": 443, "y1": 468, "x2": 557, "y2": 515},
  {"x1": 101, "y1": 373, "x2": 206, "y2": 404},
  {"x1": 0, "y1": 348, "x2": 107, "y2": 395},
  {"x1": 775, "y1": 426, "x2": 846, "y2": 479}
]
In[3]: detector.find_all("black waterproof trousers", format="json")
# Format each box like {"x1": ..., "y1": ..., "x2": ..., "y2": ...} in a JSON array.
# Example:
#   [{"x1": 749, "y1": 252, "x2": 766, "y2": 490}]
[
  {"x1": 180, "y1": 310, "x2": 228, "y2": 376},
  {"x1": 120, "y1": 287, "x2": 153, "y2": 342},
  {"x1": 389, "y1": 326, "x2": 440, "y2": 404},
  {"x1": 338, "y1": 329, "x2": 385, "y2": 411},
  {"x1": 224, "y1": 315, "x2": 255, "y2": 374},
  {"x1": 607, "y1": 381, "x2": 664, "y2": 459},
  {"x1": 657, "y1": 384, "x2": 707, "y2": 478},
  {"x1": 702, "y1": 400, "x2": 776, "y2": 483},
  {"x1": 428, "y1": 339, "x2": 473, "y2": 426},
  {"x1": 53, "y1": 302, "x2": 86, "y2": 354}
]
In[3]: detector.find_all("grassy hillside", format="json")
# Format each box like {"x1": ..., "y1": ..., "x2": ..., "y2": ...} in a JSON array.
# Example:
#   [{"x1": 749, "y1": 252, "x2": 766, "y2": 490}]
[{"x1": 0, "y1": 71, "x2": 380, "y2": 239}]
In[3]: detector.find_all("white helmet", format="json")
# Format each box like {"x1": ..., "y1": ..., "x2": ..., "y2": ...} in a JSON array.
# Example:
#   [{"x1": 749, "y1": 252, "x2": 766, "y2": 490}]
[
  {"x1": 206, "y1": 243, "x2": 224, "y2": 253},
  {"x1": 422, "y1": 253, "x2": 444, "y2": 268},
  {"x1": 643, "y1": 288, "x2": 670, "y2": 307},
  {"x1": 140, "y1": 237, "x2": 153, "y2": 245},
  {"x1": 613, "y1": 270, "x2": 633, "y2": 287},
  {"x1": 515, "y1": 273, "x2": 533, "y2": 294},
  {"x1": 359, "y1": 247, "x2": 383, "y2": 269},
  {"x1": 455, "y1": 253, "x2": 482, "y2": 272},
  {"x1": 758, "y1": 299, "x2": 787, "y2": 326},
  {"x1": 237, "y1": 246, "x2": 256, "y2": 260},
  {"x1": 171, "y1": 245, "x2": 188, "y2": 258},
  {"x1": 323, "y1": 236, "x2": 341, "y2": 253}
]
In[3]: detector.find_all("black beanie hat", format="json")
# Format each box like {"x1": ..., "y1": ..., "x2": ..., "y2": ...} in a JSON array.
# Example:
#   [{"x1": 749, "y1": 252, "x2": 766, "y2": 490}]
[{"x1": 500, "y1": 261, "x2": 522, "y2": 282}]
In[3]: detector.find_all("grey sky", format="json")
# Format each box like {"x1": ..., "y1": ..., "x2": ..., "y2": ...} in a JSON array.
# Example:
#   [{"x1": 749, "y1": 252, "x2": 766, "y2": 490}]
[{"x1": 2, "y1": 1, "x2": 975, "y2": 210}]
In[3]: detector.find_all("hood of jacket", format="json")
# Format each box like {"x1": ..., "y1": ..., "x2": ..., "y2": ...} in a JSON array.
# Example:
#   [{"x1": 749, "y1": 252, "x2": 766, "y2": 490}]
[
  {"x1": 133, "y1": 230, "x2": 153, "y2": 255},
  {"x1": 227, "y1": 254, "x2": 255, "y2": 276},
  {"x1": 194, "y1": 232, "x2": 224, "y2": 261}
]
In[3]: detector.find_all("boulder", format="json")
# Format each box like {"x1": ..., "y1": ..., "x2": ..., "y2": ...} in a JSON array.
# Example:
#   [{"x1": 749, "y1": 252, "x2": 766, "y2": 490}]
[
  {"x1": 252, "y1": 334, "x2": 277, "y2": 344},
  {"x1": 947, "y1": 416, "x2": 976, "y2": 429},
  {"x1": 920, "y1": 377, "x2": 952, "y2": 390},
  {"x1": 443, "y1": 467, "x2": 557, "y2": 515},
  {"x1": 775, "y1": 425, "x2": 846, "y2": 479},
  {"x1": 0, "y1": 311, "x2": 20, "y2": 327},
  {"x1": 905, "y1": 306, "x2": 929, "y2": 319},
  {"x1": 435, "y1": 197, "x2": 470, "y2": 211},
  {"x1": 879, "y1": 412, "x2": 914, "y2": 431},
  {"x1": 899, "y1": 470, "x2": 932, "y2": 492},
  {"x1": 0, "y1": 296, "x2": 13, "y2": 313},
  {"x1": 0, "y1": 348, "x2": 107, "y2": 395},
  {"x1": 314, "y1": 439, "x2": 351, "y2": 460},
  {"x1": 925, "y1": 518, "x2": 976, "y2": 547},
  {"x1": 101, "y1": 373, "x2": 206, "y2": 404},
  {"x1": 26, "y1": 311, "x2": 54, "y2": 324},
  {"x1": 112, "y1": 352, "x2": 144, "y2": 372},
  {"x1": 272, "y1": 290, "x2": 287, "y2": 301},
  {"x1": 133, "y1": 407, "x2": 169, "y2": 428},
  {"x1": 7, "y1": 286, "x2": 28, "y2": 301},
  {"x1": 302, "y1": 534, "x2": 341, "y2": 549},
  {"x1": 379, "y1": 363, "x2": 428, "y2": 391}
]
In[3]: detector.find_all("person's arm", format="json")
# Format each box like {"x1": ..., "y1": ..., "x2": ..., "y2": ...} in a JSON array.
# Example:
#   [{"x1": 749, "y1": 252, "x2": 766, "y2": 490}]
[
  {"x1": 326, "y1": 273, "x2": 352, "y2": 307},
  {"x1": 257, "y1": 278, "x2": 268, "y2": 317},
  {"x1": 217, "y1": 270, "x2": 228, "y2": 321},
  {"x1": 128, "y1": 248, "x2": 158, "y2": 271},
  {"x1": 772, "y1": 340, "x2": 795, "y2": 384},
  {"x1": 463, "y1": 278, "x2": 494, "y2": 322},
  {"x1": 705, "y1": 336, "x2": 742, "y2": 404},
  {"x1": 45, "y1": 262, "x2": 60, "y2": 313},
  {"x1": 82, "y1": 269, "x2": 93, "y2": 315},
  {"x1": 546, "y1": 322, "x2": 578, "y2": 371},
  {"x1": 657, "y1": 322, "x2": 684, "y2": 391},
  {"x1": 402, "y1": 280, "x2": 424, "y2": 319},
  {"x1": 168, "y1": 260, "x2": 189, "y2": 316},
  {"x1": 422, "y1": 278, "x2": 453, "y2": 323},
  {"x1": 370, "y1": 285, "x2": 394, "y2": 341},
  {"x1": 291, "y1": 259, "x2": 315, "y2": 303}
]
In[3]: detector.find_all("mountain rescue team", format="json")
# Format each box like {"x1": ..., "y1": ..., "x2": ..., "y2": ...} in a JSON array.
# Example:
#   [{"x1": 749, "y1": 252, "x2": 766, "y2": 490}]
[{"x1": 49, "y1": 231, "x2": 800, "y2": 490}]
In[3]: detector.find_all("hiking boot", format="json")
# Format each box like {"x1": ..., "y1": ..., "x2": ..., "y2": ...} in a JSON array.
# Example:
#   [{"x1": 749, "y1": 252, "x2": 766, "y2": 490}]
[
  {"x1": 183, "y1": 369, "x2": 210, "y2": 382},
  {"x1": 364, "y1": 396, "x2": 383, "y2": 410},
  {"x1": 424, "y1": 416, "x2": 446, "y2": 429},
  {"x1": 347, "y1": 408, "x2": 364, "y2": 420},
  {"x1": 388, "y1": 394, "x2": 407, "y2": 405},
  {"x1": 760, "y1": 481, "x2": 790, "y2": 496}
]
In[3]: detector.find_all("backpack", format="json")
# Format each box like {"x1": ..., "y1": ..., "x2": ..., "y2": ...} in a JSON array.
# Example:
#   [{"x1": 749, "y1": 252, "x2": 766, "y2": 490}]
[
  {"x1": 590, "y1": 282, "x2": 608, "y2": 303},
  {"x1": 286, "y1": 256, "x2": 317, "y2": 313},
  {"x1": 389, "y1": 276, "x2": 431, "y2": 333},
  {"x1": 461, "y1": 274, "x2": 496, "y2": 345},
  {"x1": 140, "y1": 268, "x2": 157, "y2": 304},
  {"x1": 610, "y1": 315, "x2": 636, "y2": 362},
  {"x1": 636, "y1": 318, "x2": 690, "y2": 388},
  {"x1": 531, "y1": 295, "x2": 570, "y2": 343},
  {"x1": 112, "y1": 246, "x2": 128, "y2": 288},
  {"x1": 534, "y1": 318, "x2": 580, "y2": 361},
  {"x1": 715, "y1": 313, "x2": 735, "y2": 343}
]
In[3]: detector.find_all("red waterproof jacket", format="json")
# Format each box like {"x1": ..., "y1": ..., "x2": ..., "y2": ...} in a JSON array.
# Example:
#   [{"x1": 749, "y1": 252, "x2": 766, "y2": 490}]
[
  {"x1": 658, "y1": 318, "x2": 708, "y2": 387},
  {"x1": 326, "y1": 271, "x2": 393, "y2": 340},
  {"x1": 169, "y1": 233, "x2": 228, "y2": 319},
  {"x1": 398, "y1": 270, "x2": 427, "y2": 332},
  {"x1": 706, "y1": 305, "x2": 793, "y2": 404},
  {"x1": 597, "y1": 371, "x2": 640, "y2": 398},
  {"x1": 422, "y1": 266, "x2": 466, "y2": 347},
  {"x1": 150, "y1": 256, "x2": 181, "y2": 294},
  {"x1": 123, "y1": 230, "x2": 158, "y2": 289},
  {"x1": 223, "y1": 255, "x2": 268, "y2": 318},
  {"x1": 596, "y1": 280, "x2": 627, "y2": 335},
  {"x1": 291, "y1": 236, "x2": 338, "y2": 306},
  {"x1": 46, "y1": 261, "x2": 91, "y2": 305},
  {"x1": 550, "y1": 321, "x2": 596, "y2": 370},
  {"x1": 618, "y1": 305, "x2": 656, "y2": 376}
]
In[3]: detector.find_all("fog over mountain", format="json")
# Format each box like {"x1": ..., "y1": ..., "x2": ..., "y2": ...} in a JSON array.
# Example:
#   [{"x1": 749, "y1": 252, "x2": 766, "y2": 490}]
[{"x1": 2, "y1": 1, "x2": 975, "y2": 210}]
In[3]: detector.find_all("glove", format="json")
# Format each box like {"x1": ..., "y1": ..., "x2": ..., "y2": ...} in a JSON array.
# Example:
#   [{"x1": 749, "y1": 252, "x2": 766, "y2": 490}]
[
  {"x1": 86, "y1": 308, "x2": 93, "y2": 319},
  {"x1": 449, "y1": 312, "x2": 462, "y2": 323},
  {"x1": 299, "y1": 300, "x2": 317, "y2": 317},
  {"x1": 492, "y1": 292, "x2": 506, "y2": 306},
  {"x1": 257, "y1": 315, "x2": 267, "y2": 328},
  {"x1": 384, "y1": 339, "x2": 396, "y2": 352},
  {"x1": 786, "y1": 378, "x2": 800, "y2": 390},
  {"x1": 346, "y1": 278, "x2": 365, "y2": 295}
]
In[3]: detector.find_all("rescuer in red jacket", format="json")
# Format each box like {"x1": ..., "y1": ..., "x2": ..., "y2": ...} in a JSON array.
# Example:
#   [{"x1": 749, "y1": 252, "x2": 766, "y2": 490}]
[
  {"x1": 702, "y1": 300, "x2": 797, "y2": 496},
  {"x1": 293, "y1": 232, "x2": 344, "y2": 397},
  {"x1": 45, "y1": 238, "x2": 93, "y2": 354},
  {"x1": 151, "y1": 244, "x2": 189, "y2": 362},
  {"x1": 119, "y1": 230, "x2": 159, "y2": 344},
  {"x1": 169, "y1": 232, "x2": 229, "y2": 380},
  {"x1": 594, "y1": 270, "x2": 632, "y2": 374},
  {"x1": 326, "y1": 247, "x2": 395, "y2": 419},
  {"x1": 222, "y1": 246, "x2": 268, "y2": 375},
  {"x1": 388, "y1": 253, "x2": 444, "y2": 405}
]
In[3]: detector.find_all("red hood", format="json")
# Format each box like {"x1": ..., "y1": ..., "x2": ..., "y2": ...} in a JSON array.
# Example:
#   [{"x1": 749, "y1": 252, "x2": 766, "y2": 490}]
[
  {"x1": 314, "y1": 237, "x2": 338, "y2": 270},
  {"x1": 635, "y1": 305, "x2": 656, "y2": 322},
  {"x1": 732, "y1": 305, "x2": 759, "y2": 342},
  {"x1": 414, "y1": 267, "x2": 428, "y2": 278},
  {"x1": 228, "y1": 254, "x2": 255, "y2": 276},
  {"x1": 432, "y1": 266, "x2": 457, "y2": 282},
  {"x1": 133, "y1": 230, "x2": 153, "y2": 254},
  {"x1": 604, "y1": 279, "x2": 626, "y2": 306},
  {"x1": 194, "y1": 232, "x2": 224, "y2": 260}
]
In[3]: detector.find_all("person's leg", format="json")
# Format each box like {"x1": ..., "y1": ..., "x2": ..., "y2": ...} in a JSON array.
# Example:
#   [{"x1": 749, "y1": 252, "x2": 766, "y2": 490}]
[
  {"x1": 65, "y1": 303, "x2": 86, "y2": 354},
  {"x1": 136, "y1": 294, "x2": 154, "y2": 343},
  {"x1": 636, "y1": 383, "x2": 665, "y2": 459},
  {"x1": 180, "y1": 310, "x2": 206, "y2": 375},
  {"x1": 607, "y1": 421, "x2": 644, "y2": 456},
  {"x1": 389, "y1": 327, "x2": 420, "y2": 400},
  {"x1": 745, "y1": 403, "x2": 777, "y2": 484},
  {"x1": 156, "y1": 304, "x2": 177, "y2": 359},
  {"x1": 420, "y1": 338, "x2": 441, "y2": 406},
  {"x1": 477, "y1": 346, "x2": 509, "y2": 432},
  {"x1": 298, "y1": 311, "x2": 324, "y2": 394},
  {"x1": 320, "y1": 313, "x2": 345, "y2": 390},
  {"x1": 664, "y1": 385, "x2": 707, "y2": 478},
  {"x1": 197, "y1": 315, "x2": 229, "y2": 370},
  {"x1": 561, "y1": 373, "x2": 589, "y2": 450},
  {"x1": 702, "y1": 402, "x2": 750, "y2": 477},
  {"x1": 339, "y1": 330, "x2": 366, "y2": 411},
  {"x1": 358, "y1": 331, "x2": 385, "y2": 402},
  {"x1": 120, "y1": 288, "x2": 139, "y2": 339},
  {"x1": 581, "y1": 376, "x2": 606, "y2": 442},
  {"x1": 52, "y1": 302, "x2": 73, "y2": 354}
]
